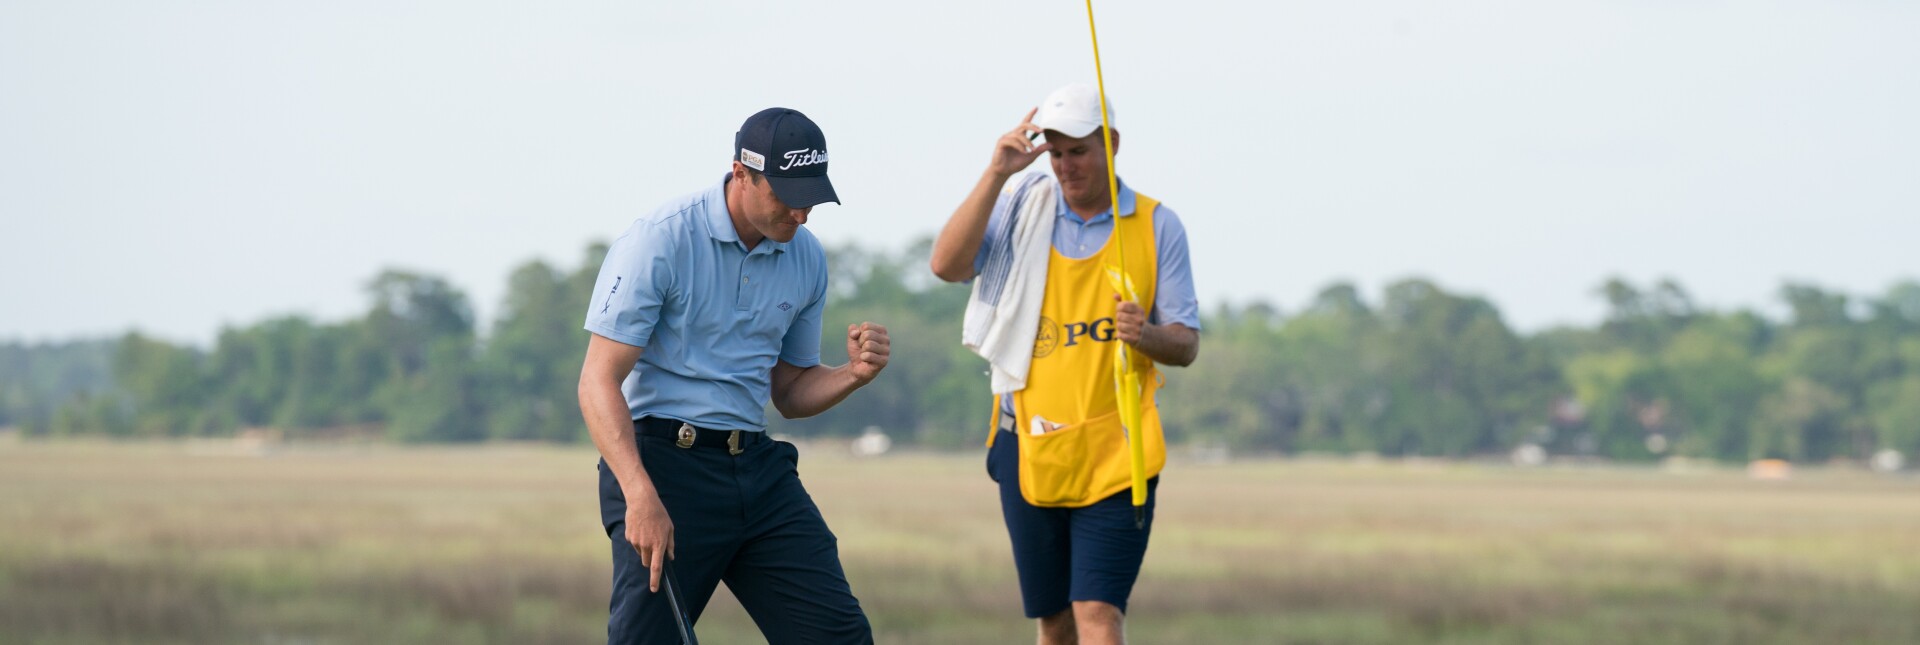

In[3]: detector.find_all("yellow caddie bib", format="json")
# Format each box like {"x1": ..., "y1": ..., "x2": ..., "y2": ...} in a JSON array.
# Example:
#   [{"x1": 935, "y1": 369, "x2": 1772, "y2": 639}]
[{"x1": 985, "y1": 193, "x2": 1167, "y2": 508}]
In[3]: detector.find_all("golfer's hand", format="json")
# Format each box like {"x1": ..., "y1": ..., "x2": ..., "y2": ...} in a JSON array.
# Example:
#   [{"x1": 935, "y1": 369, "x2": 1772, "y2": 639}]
[
  {"x1": 1115, "y1": 295, "x2": 1146, "y2": 345},
  {"x1": 989, "y1": 108, "x2": 1051, "y2": 178},
  {"x1": 623, "y1": 488, "x2": 674, "y2": 593},
  {"x1": 847, "y1": 322, "x2": 890, "y2": 383}
]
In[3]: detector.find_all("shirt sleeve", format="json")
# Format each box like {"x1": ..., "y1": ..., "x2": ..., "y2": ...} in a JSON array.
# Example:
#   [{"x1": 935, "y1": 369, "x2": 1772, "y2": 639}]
[
  {"x1": 583, "y1": 222, "x2": 677, "y2": 347},
  {"x1": 967, "y1": 178, "x2": 1027, "y2": 280},
  {"x1": 778, "y1": 246, "x2": 828, "y2": 368},
  {"x1": 1149, "y1": 204, "x2": 1202, "y2": 330}
]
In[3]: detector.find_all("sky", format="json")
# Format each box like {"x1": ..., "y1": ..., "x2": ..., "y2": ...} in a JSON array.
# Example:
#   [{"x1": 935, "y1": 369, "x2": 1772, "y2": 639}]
[{"x1": 3, "y1": 0, "x2": 1917, "y2": 345}]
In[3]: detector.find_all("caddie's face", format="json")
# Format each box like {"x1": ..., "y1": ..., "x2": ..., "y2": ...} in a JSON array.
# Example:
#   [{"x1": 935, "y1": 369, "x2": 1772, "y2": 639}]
[
  {"x1": 1046, "y1": 128, "x2": 1117, "y2": 207},
  {"x1": 736, "y1": 167, "x2": 811, "y2": 243}
]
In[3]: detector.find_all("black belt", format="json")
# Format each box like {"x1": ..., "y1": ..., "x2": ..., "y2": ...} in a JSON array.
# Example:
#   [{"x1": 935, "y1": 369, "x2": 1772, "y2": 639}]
[{"x1": 634, "y1": 417, "x2": 767, "y2": 455}]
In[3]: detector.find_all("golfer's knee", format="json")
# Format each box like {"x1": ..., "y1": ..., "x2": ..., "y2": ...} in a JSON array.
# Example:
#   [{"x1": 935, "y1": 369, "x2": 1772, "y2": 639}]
[{"x1": 1038, "y1": 608, "x2": 1077, "y2": 644}]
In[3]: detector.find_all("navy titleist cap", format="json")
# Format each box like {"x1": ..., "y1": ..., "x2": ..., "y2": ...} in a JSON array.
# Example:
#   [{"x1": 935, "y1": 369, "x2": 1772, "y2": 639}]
[{"x1": 734, "y1": 107, "x2": 839, "y2": 208}]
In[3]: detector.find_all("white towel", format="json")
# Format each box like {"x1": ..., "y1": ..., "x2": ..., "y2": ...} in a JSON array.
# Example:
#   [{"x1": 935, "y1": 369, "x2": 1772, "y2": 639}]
[{"x1": 963, "y1": 174, "x2": 1057, "y2": 394}]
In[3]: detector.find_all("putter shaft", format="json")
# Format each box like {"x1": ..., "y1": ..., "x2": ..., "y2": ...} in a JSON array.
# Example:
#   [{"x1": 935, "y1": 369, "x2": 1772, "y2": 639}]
[{"x1": 662, "y1": 559, "x2": 698, "y2": 645}]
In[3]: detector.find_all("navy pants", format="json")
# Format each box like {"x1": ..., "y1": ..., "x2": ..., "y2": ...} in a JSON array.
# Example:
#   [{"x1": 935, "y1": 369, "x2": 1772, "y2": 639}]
[
  {"x1": 598, "y1": 426, "x2": 872, "y2": 644},
  {"x1": 987, "y1": 426, "x2": 1158, "y2": 619}
]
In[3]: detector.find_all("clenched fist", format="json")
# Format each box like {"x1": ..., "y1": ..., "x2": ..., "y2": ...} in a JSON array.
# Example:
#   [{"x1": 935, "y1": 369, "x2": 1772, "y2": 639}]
[{"x1": 846, "y1": 322, "x2": 890, "y2": 382}]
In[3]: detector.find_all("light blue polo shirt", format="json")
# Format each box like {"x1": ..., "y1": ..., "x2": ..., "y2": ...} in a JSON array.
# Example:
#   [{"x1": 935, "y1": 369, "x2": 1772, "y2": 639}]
[
  {"x1": 971, "y1": 173, "x2": 1202, "y2": 330},
  {"x1": 584, "y1": 174, "x2": 827, "y2": 431}
]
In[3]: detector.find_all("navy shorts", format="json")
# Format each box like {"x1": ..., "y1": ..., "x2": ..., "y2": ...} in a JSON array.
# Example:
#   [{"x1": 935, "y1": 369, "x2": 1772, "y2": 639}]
[
  {"x1": 987, "y1": 425, "x2": 1158, "y2": 619},
  {"x1": 599, "y1": 418, "x2": 872, "y2": 644}
]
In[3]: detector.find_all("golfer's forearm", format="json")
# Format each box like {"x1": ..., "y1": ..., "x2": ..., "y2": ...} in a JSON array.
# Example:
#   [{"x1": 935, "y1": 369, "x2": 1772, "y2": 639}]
[
  {"x1": 1133, "y1": 323, "x2": 1199, "y2": 367},
  {"x1": 580, "y1": 379, "x2": 654, "y2": 498},
  {"x1": 930, "y1": 169, "x2": 1009, "y2": 282},
  {"x1": 772, "y1": 364, "x2": 867, "y2": 419}
]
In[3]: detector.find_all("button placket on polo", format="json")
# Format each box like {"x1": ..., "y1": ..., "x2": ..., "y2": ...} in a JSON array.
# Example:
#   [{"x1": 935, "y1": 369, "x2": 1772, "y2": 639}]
[
  {"x1": 737, "y1": 245, "x2": 779, "y2": 311},
  {"x1": 736, "y1": 253, "x2": 754, "y2": 311}
]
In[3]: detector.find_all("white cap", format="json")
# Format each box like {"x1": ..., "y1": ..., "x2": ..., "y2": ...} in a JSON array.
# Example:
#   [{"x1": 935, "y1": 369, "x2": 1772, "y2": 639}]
[{"x1": 1033, "y1": 83, "x2": 1115, "y2": 139}]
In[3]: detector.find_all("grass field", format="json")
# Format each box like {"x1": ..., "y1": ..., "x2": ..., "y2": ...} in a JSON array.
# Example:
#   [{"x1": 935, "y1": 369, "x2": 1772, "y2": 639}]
[{"x1": 3, "y1": 440, "x2": 1919, "y2": 644}]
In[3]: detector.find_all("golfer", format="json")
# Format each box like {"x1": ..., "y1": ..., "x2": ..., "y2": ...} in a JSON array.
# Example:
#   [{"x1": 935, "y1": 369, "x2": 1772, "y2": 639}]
[
  {"x1": 579, "y1": 107, "x2": 886, "y2": 644},
  {"x1": 930, "y1": 84, "x2": 1201, "y2": 644}
]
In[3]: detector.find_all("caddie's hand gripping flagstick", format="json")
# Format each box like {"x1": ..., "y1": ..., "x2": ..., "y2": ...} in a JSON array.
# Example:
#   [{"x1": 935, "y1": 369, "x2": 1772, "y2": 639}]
[
  {"x1": 1084, "y1": 0, "x2": 1150, "y2": 531},
  {"x1": 663, "y1": 558, "x2": 698, "y2": 644}
]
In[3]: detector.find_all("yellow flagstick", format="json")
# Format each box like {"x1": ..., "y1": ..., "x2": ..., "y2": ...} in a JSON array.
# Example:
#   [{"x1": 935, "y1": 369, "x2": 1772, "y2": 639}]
[{"x1": 1084, "y1": 0, "x2": 1149, "y2": 530}]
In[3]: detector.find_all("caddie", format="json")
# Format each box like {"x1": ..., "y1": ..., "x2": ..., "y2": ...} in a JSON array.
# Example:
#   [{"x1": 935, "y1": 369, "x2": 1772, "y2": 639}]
[{"x1": 929, "y1": 84, "x2": 1201, "y2": 644}]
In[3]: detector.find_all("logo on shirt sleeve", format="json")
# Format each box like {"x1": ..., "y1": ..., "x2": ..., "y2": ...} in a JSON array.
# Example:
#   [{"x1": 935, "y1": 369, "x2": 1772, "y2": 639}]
[
  {"x1": 778, "y1": 301, "x2": 792, "y2": 312},
  {"x1": 600, "y1": 276, "x2": 622, "y2": 313}
]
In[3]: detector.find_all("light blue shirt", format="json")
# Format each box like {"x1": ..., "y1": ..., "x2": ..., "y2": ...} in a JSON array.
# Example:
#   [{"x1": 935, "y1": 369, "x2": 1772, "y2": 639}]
[
  {"x1": 584, "y1": 174, "x2": 827, "y2": 431},
  {"x1": 971, "y1": 174, "x2": 1202, "y2": 330}
]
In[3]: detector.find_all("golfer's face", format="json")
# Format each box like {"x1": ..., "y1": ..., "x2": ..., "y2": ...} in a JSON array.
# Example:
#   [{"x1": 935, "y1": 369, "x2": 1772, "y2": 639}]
[
  {"x1": 749, "y1": 177, "x2": 810, "y2": 243},
  {"x1": 1046, "y1": 130, "x2": 1112, "y2": 205}
]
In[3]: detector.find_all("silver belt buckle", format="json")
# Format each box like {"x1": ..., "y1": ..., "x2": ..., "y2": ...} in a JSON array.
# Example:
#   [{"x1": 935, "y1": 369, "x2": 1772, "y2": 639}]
[
  {"x1": 727, "y1": 430, "x2": 743, "y2": 456},
  {"x1": 675, "y1": 423, "x2": 696, "y2": 449}
]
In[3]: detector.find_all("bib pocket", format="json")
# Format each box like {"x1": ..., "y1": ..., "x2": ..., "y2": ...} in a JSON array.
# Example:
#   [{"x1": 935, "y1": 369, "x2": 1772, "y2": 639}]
[{"x1": 1017, "y1": 408, "x2": 1131, "y2": 507}]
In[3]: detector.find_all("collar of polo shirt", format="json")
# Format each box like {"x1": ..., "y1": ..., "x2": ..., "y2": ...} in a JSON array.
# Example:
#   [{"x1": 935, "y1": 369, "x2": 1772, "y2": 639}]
[
  {"x1": 708, "y1": 173, "x2": 790, "y2": 254},
  {"x1": 1053, "y1": 176, "x2": 1138, "y2": 223}
]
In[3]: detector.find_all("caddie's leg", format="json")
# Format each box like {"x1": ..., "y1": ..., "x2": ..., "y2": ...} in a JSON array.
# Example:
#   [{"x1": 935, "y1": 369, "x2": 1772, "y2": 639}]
[
  {"x1": 1038, "y1": 607, "x2": 1079, "y2": 645},
  {"x1": 991, "y1": 428, "x2": 1077, "y2": 633},
  {"x1": 1071, "y1": 600, "x2": 1124, "y2": 645},
  {"x1": 1063, "y1": 478, "x2": 1159, "y2": 645}
]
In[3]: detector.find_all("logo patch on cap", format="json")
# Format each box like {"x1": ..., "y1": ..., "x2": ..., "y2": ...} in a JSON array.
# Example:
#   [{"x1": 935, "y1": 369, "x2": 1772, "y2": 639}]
[
  {"x1": 740, "y1": 148, "x2": 766, "y2": 171},
  {"x1": 779, "y1": 148, "x2": 828, "y2": 171}
]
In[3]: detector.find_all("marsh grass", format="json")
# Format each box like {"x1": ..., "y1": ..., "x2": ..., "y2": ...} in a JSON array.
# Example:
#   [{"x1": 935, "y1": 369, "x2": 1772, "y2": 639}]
[{"x1": 3, "y1": 442, "x2": 1918, "y2": 644}]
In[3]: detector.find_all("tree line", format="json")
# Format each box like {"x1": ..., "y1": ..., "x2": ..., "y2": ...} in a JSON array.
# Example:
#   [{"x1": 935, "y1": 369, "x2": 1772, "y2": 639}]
[{"x1": 4, "y1": 240, "x2": 1918, "y2": 463}]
